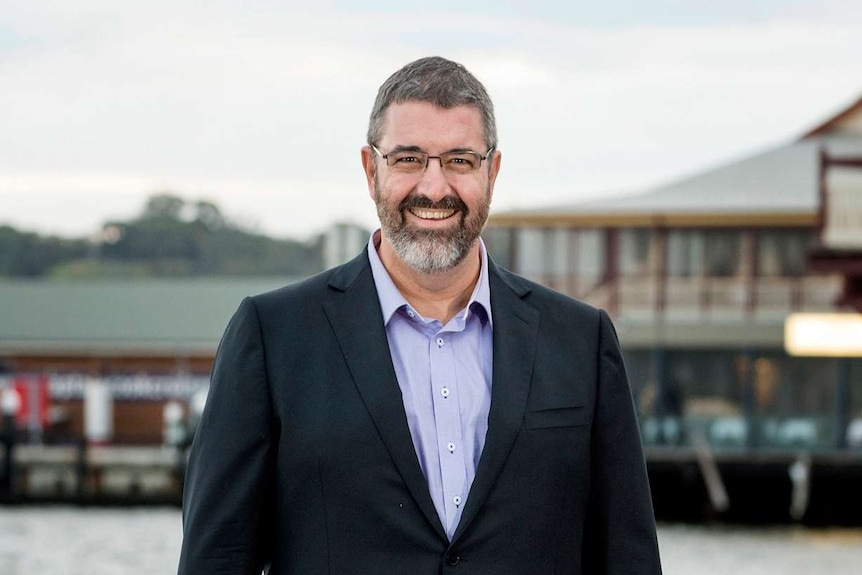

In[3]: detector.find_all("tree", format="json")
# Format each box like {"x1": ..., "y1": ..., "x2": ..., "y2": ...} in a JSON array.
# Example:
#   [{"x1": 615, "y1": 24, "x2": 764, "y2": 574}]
[
  {"x1": 193, "y1": 200, "x2": 226, "y2": 230},
  {"x1": 0, "y1": 192, "x2": 325, "y2": 278},
  {"x1": 0, "y1": 226, "x2": 88, "y2": 277},
  {"x1": 141, "y1": 193, "x2": 185, "y2": 221}
]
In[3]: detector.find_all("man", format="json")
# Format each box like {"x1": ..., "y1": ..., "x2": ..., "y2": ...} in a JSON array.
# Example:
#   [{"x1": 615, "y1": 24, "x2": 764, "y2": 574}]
[{"x1": 178, "y1": 56, "x2": 662, "y2": 575}]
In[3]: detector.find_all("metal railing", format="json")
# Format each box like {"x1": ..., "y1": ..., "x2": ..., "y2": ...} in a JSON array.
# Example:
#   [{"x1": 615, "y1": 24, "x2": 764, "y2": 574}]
[{"x1": 521, "y1": 273, "x2": 842, "y2": 320}]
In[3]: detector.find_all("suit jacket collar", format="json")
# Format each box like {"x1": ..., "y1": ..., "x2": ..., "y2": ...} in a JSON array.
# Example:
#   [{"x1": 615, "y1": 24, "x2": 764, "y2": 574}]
[
  {"x1": 452, "y1": 258, "x2": 538, "y2": 542},
  {"x1": 323, "y1": 251, "x2": 448, "y2": 540},
  {"x1": 323, "y1": 252, "x2": 539, "y2": 544}
]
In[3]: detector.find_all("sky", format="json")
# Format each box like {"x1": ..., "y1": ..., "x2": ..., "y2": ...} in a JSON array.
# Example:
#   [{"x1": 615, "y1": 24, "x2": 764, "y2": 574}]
[{"x1": 3, "y1": 1, "x2": 862, "y2": 240}]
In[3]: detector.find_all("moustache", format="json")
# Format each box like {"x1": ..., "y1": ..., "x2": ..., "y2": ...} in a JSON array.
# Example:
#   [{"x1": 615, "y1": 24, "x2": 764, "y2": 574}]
[{"x1": 399, "y1": 194, "x2": 467, "y2": 213}]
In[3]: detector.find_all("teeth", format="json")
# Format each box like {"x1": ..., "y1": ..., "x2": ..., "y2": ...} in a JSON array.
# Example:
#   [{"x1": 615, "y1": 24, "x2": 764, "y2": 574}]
[{"x1": 410, "y1": 208, "x2": 457, "y2": 220}]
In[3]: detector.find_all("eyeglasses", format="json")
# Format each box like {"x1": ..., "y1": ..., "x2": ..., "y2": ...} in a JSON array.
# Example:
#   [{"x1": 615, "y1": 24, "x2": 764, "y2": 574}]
[{"x1": 371, "y1": 144, "x2": 494, "y2": 175}]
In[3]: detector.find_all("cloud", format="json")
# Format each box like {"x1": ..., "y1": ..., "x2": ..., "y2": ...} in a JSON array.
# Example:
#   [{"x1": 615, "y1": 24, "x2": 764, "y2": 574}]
[{"x1": 1, "y1": 3, "x2": 862, "y2": 237}]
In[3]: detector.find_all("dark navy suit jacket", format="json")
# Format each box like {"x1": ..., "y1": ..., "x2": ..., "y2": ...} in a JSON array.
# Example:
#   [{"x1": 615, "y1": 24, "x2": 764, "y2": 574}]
[{"x1": 178, "y1": 252, "x2": 662, "y2": 574}]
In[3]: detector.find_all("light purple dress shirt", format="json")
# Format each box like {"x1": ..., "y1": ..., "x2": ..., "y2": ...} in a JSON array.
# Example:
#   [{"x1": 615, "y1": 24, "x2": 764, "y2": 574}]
[{"x1": 367, "y1": 232, "x2": 494, "y2": 539}]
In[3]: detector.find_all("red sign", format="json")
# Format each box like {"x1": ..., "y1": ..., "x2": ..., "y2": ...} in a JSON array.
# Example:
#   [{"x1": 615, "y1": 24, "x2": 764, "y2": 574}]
[{"x1": 12, "y1": 374, "x2": 51, "y2": 428}]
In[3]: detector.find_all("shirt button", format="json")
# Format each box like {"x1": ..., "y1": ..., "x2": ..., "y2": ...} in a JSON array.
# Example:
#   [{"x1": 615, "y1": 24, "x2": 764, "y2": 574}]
[
  {"x1": 441, "y1": 387, "x2": 450, "y2": 398},
  {"x1": 447, "y1": 442, "x2": 456, "y2": 453},
  {"x1": 406, "y1": 309, "x2": 415, "y2": 318},
  {"x1": 453, "y1": 495, "x2": 462, "y2": 506},
  {"x1": 436, "y1": 337, "x2": 444, "y2": 347}
]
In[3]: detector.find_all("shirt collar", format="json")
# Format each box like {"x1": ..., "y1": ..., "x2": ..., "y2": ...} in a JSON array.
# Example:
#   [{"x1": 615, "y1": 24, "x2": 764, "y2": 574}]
[{"x1": 367, "y1": 230, "x2": 493, "y2": 328}]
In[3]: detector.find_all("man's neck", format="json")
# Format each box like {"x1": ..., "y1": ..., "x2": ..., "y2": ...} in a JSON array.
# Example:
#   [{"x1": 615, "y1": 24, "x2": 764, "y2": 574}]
[{"x1": 377, "y1": 239, "x2": 482, "y2": 324}]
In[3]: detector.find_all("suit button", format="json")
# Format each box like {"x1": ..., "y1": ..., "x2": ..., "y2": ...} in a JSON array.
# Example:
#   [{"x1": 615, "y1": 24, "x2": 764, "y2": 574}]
[{"x1": 445, "y1": 553, "x2": 460, "y2": 566}]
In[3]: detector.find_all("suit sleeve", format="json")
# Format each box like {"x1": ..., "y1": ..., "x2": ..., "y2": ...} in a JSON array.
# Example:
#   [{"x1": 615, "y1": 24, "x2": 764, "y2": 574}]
[
  {"x1": 583, "y1": 310, "x2": 662, "y2": 574},
  {"x1": 178, "y1": 297, "x2": 277, "y2": 575}
]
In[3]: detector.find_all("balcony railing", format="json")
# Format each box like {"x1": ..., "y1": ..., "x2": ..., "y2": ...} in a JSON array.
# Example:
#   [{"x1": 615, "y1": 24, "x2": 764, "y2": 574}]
[{"x1": 521, "y1": 273, "x2": 843, "y2": 320}]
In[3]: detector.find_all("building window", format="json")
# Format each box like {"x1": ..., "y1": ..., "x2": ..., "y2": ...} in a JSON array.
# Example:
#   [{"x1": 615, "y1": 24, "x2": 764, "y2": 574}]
[
  {"x1": 575, "y1": 229, "x2": 605, "y2": 284},
  {"x1": 545, "y1": 227, "x2": 570, "y2": 280},
  {"x1": 704, "y1": 230, "x2": 742, "y2": 277},
  {"x1": 483, "y1": 227, "x2": 514, "y2": 269},
  {"x1": 851, "y1": 359, "x2": 862, "y2": 422},
  {"x1": 514, "y1": 227, "x2": 546, "y2": 277},
  {"x1": 621, "y1": 349, "x2": 657, "y2": 416},
  {"x1": 757, "y1": 230, "x2": 814, "y2": 277},
  {"x1": 665, "y1": 350, "x2": 745, "y2": 416},
  {"x1": 492, "y1": 225, "x2": 615, "y2": 295},
  {"x1": 667, "y1": 230, "x2": 705, "y2": 277},
  {"x1": 751, "y1": 353, "x2": 835, "y2": 418},
  {"x1": 511, "y1": 227, "x2": 577, "y2": 280},
  {"x1": 619, "y1": 229, "x2": 650, "y2": 277}
]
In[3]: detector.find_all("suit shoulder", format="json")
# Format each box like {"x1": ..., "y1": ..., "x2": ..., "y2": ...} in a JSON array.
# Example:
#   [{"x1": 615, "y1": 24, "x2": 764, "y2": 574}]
[
  {"x1": 250, "y1": 268, "x2": 332, "y2": 307},
  {"x1": 247, "y1": 251, "x2": 370, "y2": 313}
]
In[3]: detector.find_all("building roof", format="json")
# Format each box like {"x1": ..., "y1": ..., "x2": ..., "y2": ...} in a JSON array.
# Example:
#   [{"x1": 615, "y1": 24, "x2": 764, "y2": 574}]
[
  {"x1": 490, "y1": 93, "x2": 862, "y2": 227},
  {"x1": 802, "y1": 94, "x2": 862, "y2": 138},
  {"x1": 0, "y1": 277, "x2": 297, "y2": 356}
]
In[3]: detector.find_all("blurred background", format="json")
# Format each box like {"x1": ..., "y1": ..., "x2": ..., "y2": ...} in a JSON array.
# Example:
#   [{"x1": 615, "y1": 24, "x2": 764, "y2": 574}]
[{"x1": 2, "y1": 1, "x2": 862, "y2": 573}]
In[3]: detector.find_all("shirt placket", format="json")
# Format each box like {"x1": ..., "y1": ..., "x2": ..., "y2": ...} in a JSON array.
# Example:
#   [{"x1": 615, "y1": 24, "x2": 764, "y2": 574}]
[{"x1": 429, "y1": 329, "x2": 467, "y2": 537}]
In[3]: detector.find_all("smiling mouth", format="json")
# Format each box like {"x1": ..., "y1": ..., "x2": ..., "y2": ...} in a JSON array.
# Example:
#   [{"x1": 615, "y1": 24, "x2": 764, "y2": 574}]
[{"x1": 407, "y1": 208, "x2": 458, "y2": 220}]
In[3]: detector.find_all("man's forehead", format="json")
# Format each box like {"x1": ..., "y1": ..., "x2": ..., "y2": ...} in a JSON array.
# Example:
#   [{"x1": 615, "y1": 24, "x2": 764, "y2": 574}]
[{"x1": 380, "y1": 101, "x2": 484, "y2": 145}]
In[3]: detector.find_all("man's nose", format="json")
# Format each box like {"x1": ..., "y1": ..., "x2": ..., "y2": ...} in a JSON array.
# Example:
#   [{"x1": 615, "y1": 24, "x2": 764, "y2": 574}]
[{"x1": 416, "y1": 158, "x2": 451, "y2": 200}]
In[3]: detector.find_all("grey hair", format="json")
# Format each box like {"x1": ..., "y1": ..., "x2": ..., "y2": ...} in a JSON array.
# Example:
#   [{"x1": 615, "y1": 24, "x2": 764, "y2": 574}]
[{"x1": 366, "y1": 56, "x2": 497, "y2": 151}]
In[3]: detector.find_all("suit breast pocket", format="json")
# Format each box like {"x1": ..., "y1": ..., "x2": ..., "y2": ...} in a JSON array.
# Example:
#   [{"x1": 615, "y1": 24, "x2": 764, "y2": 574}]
[{"x1": 524, "y1": 405, "x2": 589, "y2": 430}]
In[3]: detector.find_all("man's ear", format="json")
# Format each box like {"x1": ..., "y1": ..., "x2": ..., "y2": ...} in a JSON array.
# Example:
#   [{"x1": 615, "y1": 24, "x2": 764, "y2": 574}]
[
  {"x1": 487, "y1": 149, "x2": 502, "y2": 201},
  {"x1": 361, "y1": 146, "x2": 376, "y2": 199}
]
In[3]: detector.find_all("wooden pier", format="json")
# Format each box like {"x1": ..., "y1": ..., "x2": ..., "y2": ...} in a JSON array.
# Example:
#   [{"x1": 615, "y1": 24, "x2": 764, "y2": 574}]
[
  {"x1": 646, "y1": 446, "x2": 862, "y2": 525},
  {"x1": 0, "y1": 443, "x2": 185, "y2": 505}
]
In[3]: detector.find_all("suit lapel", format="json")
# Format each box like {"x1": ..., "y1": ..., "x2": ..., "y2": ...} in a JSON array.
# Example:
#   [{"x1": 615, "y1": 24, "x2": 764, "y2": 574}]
[
  {"x1": 452, "y1": 262, "x2": 539, "y2": 542},
  {"x1": 322, "y1": 253, "x2": 447, "y2": 541}
]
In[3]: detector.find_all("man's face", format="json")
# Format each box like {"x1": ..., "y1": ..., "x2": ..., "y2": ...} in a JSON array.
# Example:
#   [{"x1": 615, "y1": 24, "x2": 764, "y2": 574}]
[{"x1": 362, "y1": 101, "x2": 501, "y2": 274}]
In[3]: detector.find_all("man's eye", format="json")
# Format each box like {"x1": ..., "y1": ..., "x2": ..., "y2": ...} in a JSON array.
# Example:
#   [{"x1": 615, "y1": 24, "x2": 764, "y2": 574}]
[
  {"x1": 395, "y1": 155, "x2": 420, "y2": 163},
  {"x1": 446, "y1": 155, "x2": 477, "y2": 169}
]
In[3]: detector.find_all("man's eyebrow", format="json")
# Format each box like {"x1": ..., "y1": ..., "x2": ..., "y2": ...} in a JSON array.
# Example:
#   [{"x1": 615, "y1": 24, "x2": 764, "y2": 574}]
[
  {"x1": 389, "y1": 145, "x2": 480, "y2": 154},
  {"x1": 445, "y1": 147, "x2": 481, "y2": 154},
  {"x1": 388, "y1": 144, "x2": 425, "y2": 153}
]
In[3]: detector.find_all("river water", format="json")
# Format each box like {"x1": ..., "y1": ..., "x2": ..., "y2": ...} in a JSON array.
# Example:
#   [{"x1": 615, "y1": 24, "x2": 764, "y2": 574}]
[{"x1": 0, "y1": 507, "x2": 859, "y2": 574}]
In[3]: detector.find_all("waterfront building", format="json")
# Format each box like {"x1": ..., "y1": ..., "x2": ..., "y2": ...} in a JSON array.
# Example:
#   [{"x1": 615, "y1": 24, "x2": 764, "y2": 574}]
[
  {"x1": 486, "y1": 96, "x2": 862, "y2": 455},
  {"x1": 0, "y1": 277, "x2": 292, "y2": 444}
]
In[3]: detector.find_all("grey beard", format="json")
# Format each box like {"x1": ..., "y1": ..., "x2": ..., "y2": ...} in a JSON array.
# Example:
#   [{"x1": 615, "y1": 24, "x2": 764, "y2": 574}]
[
  {"x1": 373, "y1": 174, "x2": 490, "y2": 274},
  {"x1": 385, "y1": 225, "x2": 474, "y2": 274}
]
